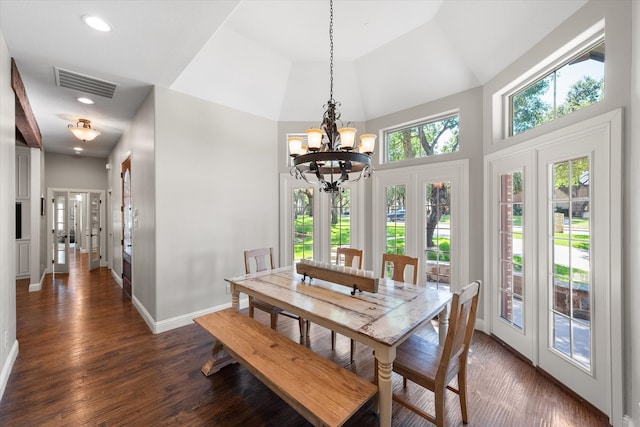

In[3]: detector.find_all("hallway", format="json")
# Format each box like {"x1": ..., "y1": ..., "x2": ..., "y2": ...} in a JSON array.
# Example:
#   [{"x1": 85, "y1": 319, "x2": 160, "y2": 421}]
[{"x1": 0, "y1": 250, "x2": 609, "y2": 426}]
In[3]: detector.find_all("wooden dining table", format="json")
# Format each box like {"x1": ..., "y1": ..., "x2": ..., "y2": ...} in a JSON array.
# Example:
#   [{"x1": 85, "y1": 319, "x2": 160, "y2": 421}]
[{"x1": 222, "y1": 265, "x2": 453, "y2": 427}]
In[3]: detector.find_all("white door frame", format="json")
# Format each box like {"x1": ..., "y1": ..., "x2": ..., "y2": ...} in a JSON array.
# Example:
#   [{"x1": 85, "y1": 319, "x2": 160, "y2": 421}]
[
  {"x1": 47, "y1": 187, "x2": 106, "y2": 273},
  {"x1": 483, "y1": 109, "x2": 623, "y2": 425}
]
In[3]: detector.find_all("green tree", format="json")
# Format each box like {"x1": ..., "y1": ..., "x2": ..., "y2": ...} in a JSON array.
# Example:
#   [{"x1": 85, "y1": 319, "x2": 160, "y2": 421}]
[
  {"x1": 558, "y1": 76, "x2": 604, "y2": 117},
  {"x1": 512, "y1": 77, "x2": 552, "y2": 134}
]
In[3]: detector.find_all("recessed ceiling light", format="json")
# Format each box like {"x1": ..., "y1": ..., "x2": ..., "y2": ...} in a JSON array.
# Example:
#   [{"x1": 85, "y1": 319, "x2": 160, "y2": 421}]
[
  {"x1": 77, "y1": 97, "x2": 94, "y2": 105},
  {"x1": 82, "y1": 15, "x2": 112, "y2": 32},
  {"x1": 73, "y1": 147, "x2": 83, "y2": 152}
]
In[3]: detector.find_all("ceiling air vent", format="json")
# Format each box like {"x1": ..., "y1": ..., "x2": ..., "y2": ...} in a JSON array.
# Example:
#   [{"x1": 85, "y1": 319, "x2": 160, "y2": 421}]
[{"x1": 54, "y1": 67, "x2": 118, "y2": 99}]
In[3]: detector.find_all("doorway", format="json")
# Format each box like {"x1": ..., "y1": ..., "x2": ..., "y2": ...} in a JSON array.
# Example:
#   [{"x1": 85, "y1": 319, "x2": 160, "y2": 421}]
[
  {"x1": 486, "y1": 109, "x2": 623, "y2": 422},
  {"x1": 48, "y1": 188, "x2": 106, "y2": 274}
]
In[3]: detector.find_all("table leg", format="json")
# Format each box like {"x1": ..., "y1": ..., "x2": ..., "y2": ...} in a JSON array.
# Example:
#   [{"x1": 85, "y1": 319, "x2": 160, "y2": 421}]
[
  {"x1": 201, "y1": 337, "x2": 237, "y2": 376},
  {"x1": 438, "y1": 303, "x2": 451, "y2": 346},
  {"x1": 231, "y1": 285, "x2": 239, "y2": 310},
  {"x1": 374, "y1": 347, "x2": 396, "y2": 427}
]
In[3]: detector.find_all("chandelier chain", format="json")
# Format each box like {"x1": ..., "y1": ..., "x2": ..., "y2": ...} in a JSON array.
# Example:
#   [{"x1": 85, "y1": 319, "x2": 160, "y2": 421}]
[{"x1": 329, "y1": 0, "x2": 334, "y2": 103}]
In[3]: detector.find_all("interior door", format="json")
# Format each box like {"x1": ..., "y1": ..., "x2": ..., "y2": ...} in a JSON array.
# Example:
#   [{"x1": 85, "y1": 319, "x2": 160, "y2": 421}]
[
  {"x1": 53, "y1": 191, "x2": 70, "y2": 273},
  {"x1": 122, "y1": 157, "x2": 132, "y2": 297},
  {"x1": 88, "y1": 192, "x2": 101, "y2": 271}
]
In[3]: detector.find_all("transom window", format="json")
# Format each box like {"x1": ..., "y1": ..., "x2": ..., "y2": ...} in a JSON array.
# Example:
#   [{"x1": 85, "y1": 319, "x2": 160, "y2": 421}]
[
  {"x1": 383, "y1": 113, "x2": 459, "y2": 164},
  {"x1": 510, "y1": 39, "x2": 604, "y2": 136}
]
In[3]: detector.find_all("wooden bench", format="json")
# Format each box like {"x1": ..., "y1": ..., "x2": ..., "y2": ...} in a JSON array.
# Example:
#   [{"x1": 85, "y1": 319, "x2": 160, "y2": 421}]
[{"x1": 194, "y1": 308, "x2": 378, "y2": 427}]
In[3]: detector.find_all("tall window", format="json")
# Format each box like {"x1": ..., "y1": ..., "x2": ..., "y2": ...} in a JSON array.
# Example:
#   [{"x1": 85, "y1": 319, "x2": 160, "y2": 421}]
[
  {"x1": 384, "y1": 114, "x2": 459, "y2": 164},
  {"x1": 292, "y1": 188, "x2": 314, "y2": 262},
  {"x1": 499, "y1": 171, "x2": 524, "y2": 330},
  {"x1": 425, "y1": 181, "x2": 451, "y2": 290},
  {"x1": 510, "y1": 40, "x2": 604, "y2": 136},
  {"x1": 385, "y1": 185, "x2": 406, "y2": 255},
  {"x1": 550, "y1": 157, "x2": 591, "y2": 370},
  {"x1": 330, "y1": 190, "x2": 351, "y2": 259}
]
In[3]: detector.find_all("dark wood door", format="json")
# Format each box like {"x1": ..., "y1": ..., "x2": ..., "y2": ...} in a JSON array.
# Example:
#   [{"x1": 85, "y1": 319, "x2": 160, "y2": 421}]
[{"x1": 121, "y1": 157, "x2": 132, "y2": 298}]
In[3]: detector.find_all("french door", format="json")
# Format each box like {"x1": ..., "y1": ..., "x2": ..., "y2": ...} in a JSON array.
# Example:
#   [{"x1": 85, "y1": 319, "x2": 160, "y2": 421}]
[
  {"x1": 537, "y1": 125, "x2": 617, "y2": 416},
  {"x1": 372, "y1": 161, "x2": 468, "y2": 289},
  {"x1": 52, "y1": 191, "x2": 70, "y2": 273},
  {"x1": 487, "y1": 110, "x2": 622, "y2": 421}
]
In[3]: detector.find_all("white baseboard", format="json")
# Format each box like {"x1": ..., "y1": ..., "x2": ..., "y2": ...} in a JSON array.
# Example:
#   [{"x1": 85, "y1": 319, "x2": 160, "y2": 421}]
[
  {"x1": 132, "y1": 297, "x2": 249, "y2": 334},
  {"x1": 0, "y1": 340, "x2": 19, "y2": 401},
  {"x1": 111, "y1": 269, "x2": 122, "y2": 287},
  {"x1": 28, "y1": 270, "x2": 46, "y2": 292},
  {"x1": 624, "y1": 414, "x2": 634, "y2": 427}
]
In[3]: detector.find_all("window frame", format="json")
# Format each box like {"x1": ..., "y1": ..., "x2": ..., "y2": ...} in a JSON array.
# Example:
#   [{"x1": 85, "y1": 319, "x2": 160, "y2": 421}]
[
  {"x1": 380, "y1": 110, "x2": 460, "y2": 165},
  {"x1": 498, "y1": 21, "x2": 605, "y2": 141}
]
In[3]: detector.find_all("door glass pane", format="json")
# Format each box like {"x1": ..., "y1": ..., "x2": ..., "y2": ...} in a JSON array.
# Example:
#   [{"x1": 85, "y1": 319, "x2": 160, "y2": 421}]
[
  {"x1": 293, "y1": 188, "x2": 313, "y2": 261},
  {"x1": 90, "y1": 195, "x2": 100, "y2": 262},
  {"x1": 425, "y1": 181, "x2": 451, "y2": 290},
  {"x1": 330, "y1": 190, "x2": 351, "y2": 262},
  {"x1": 55, "y1": 194, "x2": 67, "y2": 265},
  {"x1": 498, "y1": 171, "x2": 523, "y2": 329},
  {"x1": 123, "y1": 169, "x2": 132, "y2": 256},
  {"x1": 550, "y1": 157, "x2": 591, "y2": 370},
  {"x1": 385, "y1": 185, "x2": 405, "y2": 253},
  {"x1": 384, "y1": 185, "x2": 406, "y2": 277}
]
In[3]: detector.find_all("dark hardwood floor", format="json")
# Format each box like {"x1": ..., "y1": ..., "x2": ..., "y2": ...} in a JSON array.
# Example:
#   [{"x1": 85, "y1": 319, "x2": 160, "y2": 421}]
[{"x1": 1, "y1": 250, "x2": 609, "y2": 426}]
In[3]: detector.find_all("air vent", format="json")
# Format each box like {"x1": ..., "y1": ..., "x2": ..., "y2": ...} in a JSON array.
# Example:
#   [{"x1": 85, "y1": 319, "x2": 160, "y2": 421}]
[{"x1": 54, "y1": 67, "x2": 118, "y2": 99}]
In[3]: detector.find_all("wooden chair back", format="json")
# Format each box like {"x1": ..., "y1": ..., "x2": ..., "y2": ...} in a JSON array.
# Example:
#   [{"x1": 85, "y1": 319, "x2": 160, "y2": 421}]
[
  {"x1": 439, "y1": 281, "x2": 480, "y2": 382},
  {"x1": 381, "y1": 253, "x2": 419, "y2": 284},
  {"x1": 335, "y1": 247, "x2": 363, "y2": 269},
  {"x1": 244, "y1": 247, "x2": 275, "y2": 274}
]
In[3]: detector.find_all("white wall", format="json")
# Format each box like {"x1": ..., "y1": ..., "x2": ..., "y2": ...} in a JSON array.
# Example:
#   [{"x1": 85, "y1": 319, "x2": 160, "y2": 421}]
[
  {"x1": 45, "y1": 152, "x2": 108, "y2": 190},
  {"x1": 628, "y1": 2, "x2": 639, "y2": 425},
  {"x1": 107, "y1": 88, "x2": 156, "y2": 318},
  {"x1": 0, "y1": 30, "x2": 17, "y2": 400},
  {"x1": 154, "y1": 87, "x2": 279, "y2": 323}
]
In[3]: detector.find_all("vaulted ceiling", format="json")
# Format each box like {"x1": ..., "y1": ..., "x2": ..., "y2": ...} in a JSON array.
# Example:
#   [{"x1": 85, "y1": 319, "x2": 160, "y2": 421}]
[{"x1": 0, "y1": 0, "x2": 587, "y2": 158}]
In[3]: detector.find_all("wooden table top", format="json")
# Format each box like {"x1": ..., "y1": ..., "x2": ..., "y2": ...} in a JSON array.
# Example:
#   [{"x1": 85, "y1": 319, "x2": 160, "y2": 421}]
[{"x1": 226, "y1": 265, "x2": 453, "y2": 347}]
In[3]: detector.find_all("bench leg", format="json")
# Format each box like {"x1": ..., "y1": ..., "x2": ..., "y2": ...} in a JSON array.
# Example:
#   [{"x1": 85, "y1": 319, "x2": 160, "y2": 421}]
[{"x1": 201, "y1": 338, "x2": 237, "y2": 376}]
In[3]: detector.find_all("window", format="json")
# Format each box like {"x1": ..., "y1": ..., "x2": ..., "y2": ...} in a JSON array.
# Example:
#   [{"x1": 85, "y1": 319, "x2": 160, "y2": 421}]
[
  {"x1": 550, "y1": 157, "x2": 591, "y2": 369},
  {"x1": 385, "y1": 184, "x2": 406, "y2": 256},
  {"x1": 499, "y1": 171, "x2": 524, "y2": 330},
  {"x1": 510, "y1": 40, "x2": 604, "y2": 136},
  {"x1": 330, "y1": 190, "x2": 351, "y2": 257},
  {"x1": 425, "y1": 181, "x2": 452, "y2": 291},
  {"x1": 383, "y1": 113, "x2": 459, "y2": 164},
  {"x1": 292, "y1": 188, "x2": 314, "y2": 261}
]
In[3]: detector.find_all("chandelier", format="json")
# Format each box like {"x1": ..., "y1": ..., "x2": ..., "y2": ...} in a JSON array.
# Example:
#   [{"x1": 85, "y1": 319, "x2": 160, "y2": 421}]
[
  {"x1": 68, "y1": 118, "x2": 101, "y2": 142},
  {"x1": 288, "y1": 0, "x2": 375, "y2": 193}
]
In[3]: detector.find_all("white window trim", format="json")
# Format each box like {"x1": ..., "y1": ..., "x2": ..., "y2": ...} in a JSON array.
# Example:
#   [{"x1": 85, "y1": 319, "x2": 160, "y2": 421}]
[
  {"x1": 379, "y1": 109, "x2": 460, "y2": 165},
  {"x1": 492, "y1": 19, "x2": 605, "y2": 143}
]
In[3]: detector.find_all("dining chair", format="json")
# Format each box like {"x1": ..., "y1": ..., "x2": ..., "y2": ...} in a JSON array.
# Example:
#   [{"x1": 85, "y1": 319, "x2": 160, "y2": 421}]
[
  {"x1": 331, "y1": 247, "x2": 364, "y2": 362},
  {"x1": 381, "y1": 253, "x2": 419, "y2": 285},
  {"x1": 374, "y1": 280, "x2": 481, "y2": 427},
  {"x1": 244, "y1": 248, "x2": 307, "y2": 339}
]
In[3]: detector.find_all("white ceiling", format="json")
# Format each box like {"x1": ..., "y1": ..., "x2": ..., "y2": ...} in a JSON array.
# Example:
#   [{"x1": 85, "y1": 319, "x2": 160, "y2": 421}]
[{"x1": 0, "y1": 0, "x2": 586, "y2": 158}]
